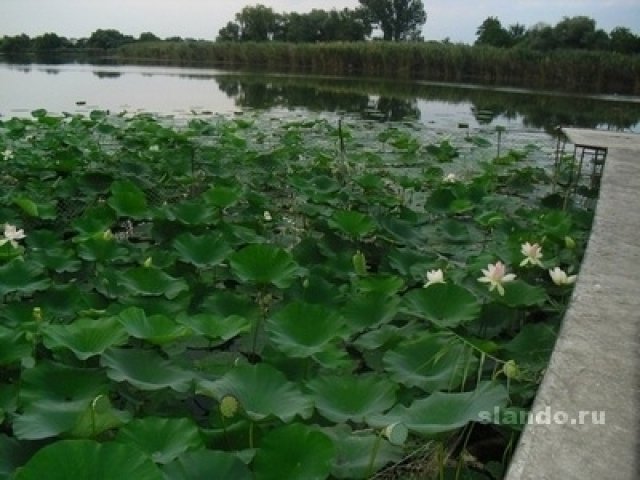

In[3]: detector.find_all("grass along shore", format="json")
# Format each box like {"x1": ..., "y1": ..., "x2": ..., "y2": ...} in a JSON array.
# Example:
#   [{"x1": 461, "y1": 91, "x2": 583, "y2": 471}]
[{"x1": 118, "y1": 40, "x2": 640, "y2": 95}]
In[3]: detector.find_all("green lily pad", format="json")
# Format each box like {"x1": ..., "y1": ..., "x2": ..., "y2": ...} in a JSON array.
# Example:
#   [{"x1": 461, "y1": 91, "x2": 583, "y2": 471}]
[
  {"x1": 202, "y1": 185, "x2": 243, "y2": 208},
  {"x1": 500, "y1": 280, "x2": 547, "y2": 307},
  {"x1": 328, "y1": 210, "x2": 376, "y2": 237},
  {"x1": 403, "y1": 283, "x2": 480, "y2": 328},
  {"x1": 0, "y1": 259, "x2": 50, "y2": 298},
  {"x1": 116, "y1": 417, "x2": 204, "y2": 464},
  {"x1": 177, "y1": 313, "x2": 251, "y2": 342},
  {"x1": 0, "y1": 329, "x2": 32, "y2": 365},
  {"x1": 117, "y1": 266, "x2": 189, "y2": 299},
  {"x1": 14, "y1": 196, "x2": 57, "y2": 219},
  {"x1": 13, "y1": 362, "x2": 109, "y2": 440},
  {"x1": 267, "y1": 301, "x2": 345, "y2": 357},
  {"x1": 107, "y1": 180, "x2": 149, "y2": 219},
  {"x1": 14, "y1": 440, "x2": 164, "y2": 480},
  {"x1": 229, "y1": 244, "x2": 304, "y2": 288},
  {"x1": 42, "y1": 316, "x2": 129, "y2": 360},
  {"x1": 341, "y1": 293, "x2": 400, "y2": 331},
  {"x1": 368, "y1": 382, "x2": 508, "y2": 436},
  {"x1": 324, "y1": 426, "x2": 403, "y2": 479},
  {"x1": 252, "y1": 423, "x2": 335, "y2": 480},
  {"x1": 164, "y1": 200, "x2": 218, "y2": 225},
  {"x1": 173, "y1": 232, "x2": 232, "y2": 267},
  {"x1": 503, "y1": 323, "x2": 558, "y2": 371},
  {"x1": 116, "y1": 307, "x2": 190, "y2": 344},
  {"x1": 383, "y1": 332, "x2": 478, "y2": 392},
  {"x1": 354, "y1": 275, "x2": 405, "y2": 296},
  {"x1": 162, "y1": 450, "x2": 253, "y2": 480},
  {"x1": 100, "y1": 348, "x2": 193, "y2": 392},
  {"x1": 307, "y1": 374, "x2": 397, "y2": 423},
  {"x1": 0, "y1": 434, "x2": 42, "y2": 478},
  {"x1": 197, "y1": 364, "x2": 313, "y2": 422},
  {"x1": 76, "y1": 236, "x2": 130, "y2": 263}
]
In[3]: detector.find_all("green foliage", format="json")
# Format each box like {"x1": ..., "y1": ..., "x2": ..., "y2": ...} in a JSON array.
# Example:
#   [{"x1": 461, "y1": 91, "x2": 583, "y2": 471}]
[
  {"x1": 359, "y1": 0, "x2": 427, "y2": 41},
  {"x1": 0, "y1": 111, "x2": 592, "y2": 478}
]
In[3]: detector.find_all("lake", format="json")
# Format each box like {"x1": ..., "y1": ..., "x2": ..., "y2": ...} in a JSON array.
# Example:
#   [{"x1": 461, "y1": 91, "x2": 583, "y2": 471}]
[{"x1": 1, "y1": 60, "x2": 639, "y2": 136}]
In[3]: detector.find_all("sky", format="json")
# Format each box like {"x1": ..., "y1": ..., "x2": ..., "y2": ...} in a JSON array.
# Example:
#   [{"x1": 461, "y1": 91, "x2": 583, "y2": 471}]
[{"x1": 1, "y1": 0, "x2": 639, "y2": 44}]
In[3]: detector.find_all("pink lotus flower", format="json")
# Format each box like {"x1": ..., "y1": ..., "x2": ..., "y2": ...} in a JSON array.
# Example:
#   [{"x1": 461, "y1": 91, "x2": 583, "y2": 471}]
[
  {"x1": 520, "y1": 242, "x2": 543, "y2": 267},
  {"x1": 478, "y1": 261, "x2": 516, "y2": 296}
]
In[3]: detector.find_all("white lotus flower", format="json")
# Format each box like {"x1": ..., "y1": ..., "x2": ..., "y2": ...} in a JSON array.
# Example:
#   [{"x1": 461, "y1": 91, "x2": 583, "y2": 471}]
[
  {"x1": 1, "y1": 149, "x2": 13, "y2": 161},
  {"x1": 423, "y1": 269, "x2": 445, "y2": 288},
  {"x1": 443, "y1": 173, "x2": 457, "y2": 183},
  {"x1": 263, "y1": 210, "x2": 272, "y2": 222},
  {"x1": 0, "y1": 224, "x2": 26, "y2": 248},
  {"x1": 520, "y1": 242, "x2": 543, "y2": 267},
  {"x1": 549, "y1": 267, "x2": 577, "y2": 286},
  {"x1": 478, "y1": 261, "x2": 516, "y2": 296}
]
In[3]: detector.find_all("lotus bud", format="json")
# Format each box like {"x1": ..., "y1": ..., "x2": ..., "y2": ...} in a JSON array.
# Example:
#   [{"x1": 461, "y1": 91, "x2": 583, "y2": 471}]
[
  {"x1": 564, "y1": 236, "x2": 576, "y2": 249},
  {"x1": 302, "y1": 278, "x2": 310, "y2": 289},
  {"x1": 102, "y1": 229, "x2": 114, "y2": 241},
  {"x1": 32, "y1": 307, "x2": 42, "y2": 322},
  {"x1": 503, "y1": 360, "x2": 519, "y2": 379},
  {"x1": 352, "y1": 250, "x2": 367, "y2": 276},
  {"x1": 143, "y1": 257, "x2": 153, "y2": 268},
  {"x1": 220, "y1": 395, "x2": 239, "y2": 418}
]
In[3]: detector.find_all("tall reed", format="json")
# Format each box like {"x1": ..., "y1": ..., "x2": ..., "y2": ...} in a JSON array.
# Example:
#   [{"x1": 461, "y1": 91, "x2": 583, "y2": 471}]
[{"x1": 118, "y1": 41, "x2": 640, "y2": 94}]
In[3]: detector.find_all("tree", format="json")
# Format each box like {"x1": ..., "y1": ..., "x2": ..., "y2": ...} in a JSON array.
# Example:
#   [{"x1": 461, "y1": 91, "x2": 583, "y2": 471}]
[
  {"x1": 359, "y1": 0, "x2": 426, "y2": 41},
  {"x1": 217, "y1": 21, "x2": 241, "y2": 42},
  {"x1": 475, "y1": 17, "x2": 511, "y2": 47},
  {"x1": 553, "y1": 16, "x2": 599, "y2": 49},
  {"x1": 0, "y1": 34, "x2": 31, "y2": 55},
  {"x1": 87, "y1": 29, "x2": 134, "y2": 49},
  {"x1": 235, "y1": 4, "x2": 280, "y2": 42},
  {"x1": 138, "y1": 32, "x2": 160, "y2": 42},
  {"x1": 609, "y1": 27, "x2": 639, "y2": 54},
  {"x1": 33, "y1": 33, "x2": 70, "y2": 52}
]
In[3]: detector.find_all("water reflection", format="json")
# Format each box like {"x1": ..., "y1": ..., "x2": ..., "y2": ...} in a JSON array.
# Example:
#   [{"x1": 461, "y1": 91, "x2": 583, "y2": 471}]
[
  {"x1": 0, "y1": 60, "x2": 638, "y2": 133},
  {"x1": 214, "y1": 74, "x2": 640, "y2": 134},
  {"x1": 93, "y1": 71, "x2": 122, "y2": 79}
]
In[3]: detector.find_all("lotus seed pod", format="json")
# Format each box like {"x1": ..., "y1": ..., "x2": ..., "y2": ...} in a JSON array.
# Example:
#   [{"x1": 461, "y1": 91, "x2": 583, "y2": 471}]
[
  {"x1": 220, "y1": 395, "x2": 239, "y2": 418},
  {"x1": 503, "y1": 360, "x2": 519, "y2": 379},
  {"x1": 383, "y1": 422, "x2": 408, "y2": 446},
  {"x1": 352, "y1": 250, "x2": 367, "y2": 276},
  {"x1": 102, "y1": 229, "x2": 114, "y2": 241}
]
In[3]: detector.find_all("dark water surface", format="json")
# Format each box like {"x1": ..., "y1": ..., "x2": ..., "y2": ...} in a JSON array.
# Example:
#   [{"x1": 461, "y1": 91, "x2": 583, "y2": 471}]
[{"x1": 1, "y1": 61, "x2": 639, "y2": 134}]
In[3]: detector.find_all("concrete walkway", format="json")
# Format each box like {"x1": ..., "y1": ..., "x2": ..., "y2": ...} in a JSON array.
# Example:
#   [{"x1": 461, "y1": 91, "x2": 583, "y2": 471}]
[{"x1": 506, "y1": 129, "x2": 640, "y2": 479}]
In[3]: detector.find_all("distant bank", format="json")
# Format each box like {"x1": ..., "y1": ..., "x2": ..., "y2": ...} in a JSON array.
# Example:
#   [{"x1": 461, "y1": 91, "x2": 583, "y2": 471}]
[{"x1": 116, "y1": 41, "x2": 640, "y2": 96}]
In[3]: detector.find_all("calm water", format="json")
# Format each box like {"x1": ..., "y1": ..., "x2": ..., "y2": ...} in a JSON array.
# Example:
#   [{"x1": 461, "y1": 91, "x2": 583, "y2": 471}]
[{"x1": 1, "y1": 61, "x2": 639, "y2": 134}]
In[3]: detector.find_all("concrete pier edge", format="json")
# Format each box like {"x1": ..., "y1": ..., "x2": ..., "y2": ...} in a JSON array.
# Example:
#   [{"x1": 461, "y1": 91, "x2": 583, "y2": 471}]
[{"x1": 505, "y1": 129, "x2": 640, "y2": 479}]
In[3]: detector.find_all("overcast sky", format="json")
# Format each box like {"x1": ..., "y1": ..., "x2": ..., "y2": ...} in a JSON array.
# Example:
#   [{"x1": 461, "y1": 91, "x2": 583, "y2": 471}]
[{"x1": 1, "y1": 0, "x2": 639, "y2": 44}]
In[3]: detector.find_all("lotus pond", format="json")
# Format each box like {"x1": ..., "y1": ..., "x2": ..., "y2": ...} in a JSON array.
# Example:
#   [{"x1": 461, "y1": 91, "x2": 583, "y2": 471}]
[{"x1": 0, "y1": 109, "x2": 592, "y2": 479}]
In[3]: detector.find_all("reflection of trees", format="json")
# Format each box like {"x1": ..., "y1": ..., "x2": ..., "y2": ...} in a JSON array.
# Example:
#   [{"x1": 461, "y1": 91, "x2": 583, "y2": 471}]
[
  {"x1": 374, "y1": 97, "x2": 420, "y2": 121},
  {"x1": 216, "y1": 78, "x2": 370, "y2": 113},
  {"x1": 212, "y1": 73, "x2": 639, "y2": 132},
  {"x1": 93, "y1": 71, "x2": 122, "y2": 79}
]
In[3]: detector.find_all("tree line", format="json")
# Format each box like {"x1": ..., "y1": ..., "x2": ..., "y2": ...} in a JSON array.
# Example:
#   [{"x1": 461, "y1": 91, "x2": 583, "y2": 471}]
[
  {"x1": 217, "y1": 1, "x2": 427, "y2": 42},
  {"x1": 475, "y1": 15, "x2": 639, "y2": 54},
  {"x1": 1, "y1": 3, "x2": 638, "y2": 56}
]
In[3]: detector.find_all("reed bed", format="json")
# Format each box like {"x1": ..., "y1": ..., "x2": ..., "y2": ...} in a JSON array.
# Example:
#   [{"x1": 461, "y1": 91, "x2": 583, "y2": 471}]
[{"x1": 119, "y1": 41, "x2": 640, "y2": 94}]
